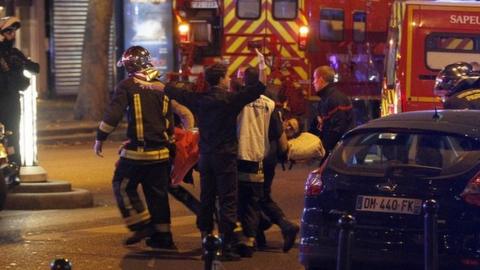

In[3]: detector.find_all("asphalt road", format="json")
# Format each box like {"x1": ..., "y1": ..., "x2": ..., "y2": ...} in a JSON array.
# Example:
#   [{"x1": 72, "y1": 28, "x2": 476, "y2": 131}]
[{"x1": 0, "y1": 141, "x2": 316, "y2": 270}]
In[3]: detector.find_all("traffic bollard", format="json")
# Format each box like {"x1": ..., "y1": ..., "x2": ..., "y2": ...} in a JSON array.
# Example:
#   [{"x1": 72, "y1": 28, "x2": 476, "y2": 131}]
[
  {"x1": 336, "y1": 214, "x2": 356, "y2": 270},
  {"x1": 423, "y1": 199, "x2": 439, "y2": 270},
  {"x1": 50, "y1": 258, "x2": 72, "y2": 270},
  {"x1": 203, "y1": 234, "x2": 222, "y2": 270}
]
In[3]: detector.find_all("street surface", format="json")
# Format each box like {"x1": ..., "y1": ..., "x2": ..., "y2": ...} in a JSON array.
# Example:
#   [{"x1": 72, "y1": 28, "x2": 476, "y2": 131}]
[{"x1": 0, "y1": 141, "x2": 314, "y2": 270}]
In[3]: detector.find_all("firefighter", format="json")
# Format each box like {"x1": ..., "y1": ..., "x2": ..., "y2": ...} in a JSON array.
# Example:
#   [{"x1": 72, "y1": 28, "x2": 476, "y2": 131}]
[
  {"x1": 141, "y1": 63, "x2": 265, "y2": 260},
  {"x1": 0, "y1": 16, "x2": 39, "y2": 166},
  {"x1": 433, "y1": 62, "x2": 480, "y2": 110},
  {"x1": 94, "y1": 46, "x2": 176, "y2": 249},
  {"x1": 309, "y1": 66, "x2": 354, "y2": 157}
]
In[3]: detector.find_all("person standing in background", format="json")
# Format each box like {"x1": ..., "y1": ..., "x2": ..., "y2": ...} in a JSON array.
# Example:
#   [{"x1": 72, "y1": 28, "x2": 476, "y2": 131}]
[{"x1": 309, "y1": 66, "x2": 354, "y2": 157}]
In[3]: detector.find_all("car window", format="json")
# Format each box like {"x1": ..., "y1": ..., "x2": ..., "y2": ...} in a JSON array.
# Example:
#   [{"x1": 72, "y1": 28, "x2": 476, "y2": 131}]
[{"x1": 333, "y1": 131, "x2": 480, "y2": 174}]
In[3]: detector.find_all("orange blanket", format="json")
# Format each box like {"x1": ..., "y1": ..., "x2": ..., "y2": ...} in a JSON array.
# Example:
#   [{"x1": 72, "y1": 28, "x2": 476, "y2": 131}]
[{"x1": 171, "y1": 127, "x2": 200, "y2": 185}]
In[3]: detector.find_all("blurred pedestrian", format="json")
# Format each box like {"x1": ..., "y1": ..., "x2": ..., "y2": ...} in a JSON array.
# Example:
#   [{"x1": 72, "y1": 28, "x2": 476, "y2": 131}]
[
  {"x1": 0, "y1": 16, "x2": 39, "y2": 166},
  {"x1": 94, "y1": 46, "x2": 176, "y2": 249}
]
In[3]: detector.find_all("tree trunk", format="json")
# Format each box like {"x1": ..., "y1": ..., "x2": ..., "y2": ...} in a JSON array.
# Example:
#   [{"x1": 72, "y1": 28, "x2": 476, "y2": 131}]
[{"x1": 74, "y1": 0, "x2": 113, "y2": 120}]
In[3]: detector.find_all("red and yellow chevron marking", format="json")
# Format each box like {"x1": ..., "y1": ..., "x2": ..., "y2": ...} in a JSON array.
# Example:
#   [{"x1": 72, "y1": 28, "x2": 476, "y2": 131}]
[
  {"x1": 440, "y1": 37, "x2": 474, "y2": 51},
  {"x1": 381, "y1": 88, "x2": 396, "y2": 116},
  {"x1": 222, "y1": 0, "x2": 308, "y2": 81}
]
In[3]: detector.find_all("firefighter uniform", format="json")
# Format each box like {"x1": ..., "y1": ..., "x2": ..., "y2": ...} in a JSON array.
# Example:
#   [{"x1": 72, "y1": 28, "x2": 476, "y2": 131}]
[
  {"x1": 96, "y1": 77, "x2": 175, "y2": 246},
  {"x1": 312, "y1": 84, "x2": 354, "y2": 154},
  {"x1": 443, "y1": 88, "x2": 480, "y2": 110}
]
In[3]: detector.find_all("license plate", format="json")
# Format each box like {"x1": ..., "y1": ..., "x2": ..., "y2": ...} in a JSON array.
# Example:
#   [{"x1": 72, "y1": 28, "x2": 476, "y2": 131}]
[{"x1": 356, "y1": 195, "x2": 422, "y2": 215}]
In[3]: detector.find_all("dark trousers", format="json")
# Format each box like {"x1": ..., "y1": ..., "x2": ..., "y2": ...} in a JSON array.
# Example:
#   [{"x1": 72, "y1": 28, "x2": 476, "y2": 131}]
[
  {"x1": 112, "y1": 159, "x2": 171, "y2": 231},
  {"x1": 196, "y1": 153, "x2": 238, "y2": 240},
  {"x1": 238, "y1": 181, "x2": 263, "y2": 237},
  {"x1": 0, "y1": 97, "x2": 21, "y2": 165},
  {"x1": 260, "y1": 155, "x2": 287, "y2": 227}
]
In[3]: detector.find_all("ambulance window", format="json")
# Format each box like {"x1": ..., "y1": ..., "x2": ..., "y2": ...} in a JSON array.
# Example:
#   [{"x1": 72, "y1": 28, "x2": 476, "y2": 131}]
[
  {"x1": 425, "y1": 34, "x2": 480, "y2": 70},
  {"x1": 273, "y1": 0, "x2": 297, "y2": 20},
  {"x1": 237, "y1": 0, "x2": 261, "y2": 20},
  {"x1": 353, "y1": 11, "x2": 366, "y2": 42},
  {"x1": 319, "y1": 8, "x2": 344, "y2": 41}
]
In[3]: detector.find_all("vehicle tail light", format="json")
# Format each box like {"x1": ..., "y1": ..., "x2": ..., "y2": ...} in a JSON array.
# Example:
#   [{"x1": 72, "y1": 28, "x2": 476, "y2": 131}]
[
  {"x1": 298, "y1": 26, "x2": 309, "y2": 50},
  {"x1": 461, "y1": 171, "x2": 480, "y2": 207},
  {"x1": 178, "y1": 23, "x2": 190, "y2": 43},
  {"x1": 305, "y1": 157, "x2": 329, "y2": 196}
]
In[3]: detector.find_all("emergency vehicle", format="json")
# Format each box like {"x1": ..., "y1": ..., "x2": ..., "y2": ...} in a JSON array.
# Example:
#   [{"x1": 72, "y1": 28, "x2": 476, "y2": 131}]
[
  {"x1": 172, "y1": 0, "x2": 394, "y2": 123},
  {"x1": 382, "y1": 0, "x2": 480, "y2": 115}
]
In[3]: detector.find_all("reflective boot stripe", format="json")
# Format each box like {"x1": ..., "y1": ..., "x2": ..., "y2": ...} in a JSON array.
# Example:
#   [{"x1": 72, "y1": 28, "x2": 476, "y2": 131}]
[{"x1": 125, "y1": 210, "x2": 151, "y2": 226}]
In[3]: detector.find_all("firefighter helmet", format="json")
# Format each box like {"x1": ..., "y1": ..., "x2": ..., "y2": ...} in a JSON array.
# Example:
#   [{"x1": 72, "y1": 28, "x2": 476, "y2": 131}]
[
  {"x1": 0, "y1": 16, "x2": 21, "y2": 34},
  {"x1": 117, "y1": 46, "x2": 153, "y2": 75},
  {"x1": 434, "y1": 62, "x2": 473, "y2": 96}
]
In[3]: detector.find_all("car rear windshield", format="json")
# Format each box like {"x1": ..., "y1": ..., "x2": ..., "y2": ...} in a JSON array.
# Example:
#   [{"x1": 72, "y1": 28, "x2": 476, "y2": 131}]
[{"x1": 331, "y1": 131, "x2": 480, "y2": 175}]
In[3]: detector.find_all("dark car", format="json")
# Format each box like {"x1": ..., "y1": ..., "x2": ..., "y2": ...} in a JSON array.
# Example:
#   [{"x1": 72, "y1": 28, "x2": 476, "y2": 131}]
[{"x1": 299, "y1": 110, "x2": 480, "y2": 270}]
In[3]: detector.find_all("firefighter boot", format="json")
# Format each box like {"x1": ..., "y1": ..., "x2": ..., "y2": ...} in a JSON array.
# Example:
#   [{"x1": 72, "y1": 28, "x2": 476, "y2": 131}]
[
  {"x1": 217, "y1": 233, "x2": 241, "y2": 261},
  {"x1": 279, "y1": 219, "x2": 299, "y2": 253},
  {"x1": 235, "y1": 237, "x2": 255, "y2": 258}
]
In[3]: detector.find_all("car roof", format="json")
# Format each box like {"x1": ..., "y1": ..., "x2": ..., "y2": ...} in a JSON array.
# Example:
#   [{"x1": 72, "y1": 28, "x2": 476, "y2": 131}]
[{"x1": 346, "y1": 110, "x2": 480, "y2": 139}]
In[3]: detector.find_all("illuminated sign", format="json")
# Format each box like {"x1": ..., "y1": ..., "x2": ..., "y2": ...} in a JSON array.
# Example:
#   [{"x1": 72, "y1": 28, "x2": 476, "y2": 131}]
[
  {"x1": 191, "y1": 1, "x2": 218, "y2": 9},
  {"x1": 123, "y1": 0, "x2": 174, "y2": 75},
  {"x1": 450, "y1": 15, "x2": 480, "y2": 25}
]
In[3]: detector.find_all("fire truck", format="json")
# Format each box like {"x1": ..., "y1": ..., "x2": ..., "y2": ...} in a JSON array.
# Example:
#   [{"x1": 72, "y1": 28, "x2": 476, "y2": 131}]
[
  {"x1": 382, "y1": 0, "x2": 480, "y2": 115},
  {"x1": 172, "y1": 0, "x2": 394, "y2": 123}
]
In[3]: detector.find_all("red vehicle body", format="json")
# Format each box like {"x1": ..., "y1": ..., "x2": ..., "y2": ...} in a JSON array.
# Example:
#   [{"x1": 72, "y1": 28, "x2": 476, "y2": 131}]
[
  {"x1": 172, "y1": 0, "x2": 394, "y2": 123},
  {"x1": 382, "y1": 0, "x2": 480, "y2": 115}
]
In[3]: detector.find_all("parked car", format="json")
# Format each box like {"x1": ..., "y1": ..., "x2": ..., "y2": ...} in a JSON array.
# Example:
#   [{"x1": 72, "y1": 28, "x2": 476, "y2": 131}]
[{"x1": 299, "y1": 110, "x2": 480, "y2": 270}]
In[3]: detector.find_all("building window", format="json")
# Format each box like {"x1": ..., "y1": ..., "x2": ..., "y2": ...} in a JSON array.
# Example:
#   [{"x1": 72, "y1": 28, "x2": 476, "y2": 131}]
[
  {"x1": 353, "y1": 11, "x2": 366, "y2": 42},
  {"x1": 237, "y1": 0, "x2": 261, "y2": 20},
  {"x1": 272, "y1": 0, "x2": 297, "y2": 20},
  {"x1": 319, "y1": 8, "x2": 344, "y2": 41},
  {"x1": 425, "y1": 33, "x2": 480, "y2": 70}
]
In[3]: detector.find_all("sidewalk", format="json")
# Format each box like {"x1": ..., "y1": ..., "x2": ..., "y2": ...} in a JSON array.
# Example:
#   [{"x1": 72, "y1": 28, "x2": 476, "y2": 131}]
[{"x1": 37, "y1": 98, "x2": 126, "y2": 145}]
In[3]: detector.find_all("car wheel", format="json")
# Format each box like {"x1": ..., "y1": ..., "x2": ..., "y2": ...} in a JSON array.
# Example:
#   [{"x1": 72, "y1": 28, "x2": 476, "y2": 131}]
[{"x1": 0, "y1": 171, "x2": 6, "y2": 210}]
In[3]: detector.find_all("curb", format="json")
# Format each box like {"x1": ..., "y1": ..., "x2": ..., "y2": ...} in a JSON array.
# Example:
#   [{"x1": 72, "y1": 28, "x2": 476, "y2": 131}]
[{"x1": 5, "y1": 188, "x2": 94, "y2": 210}]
